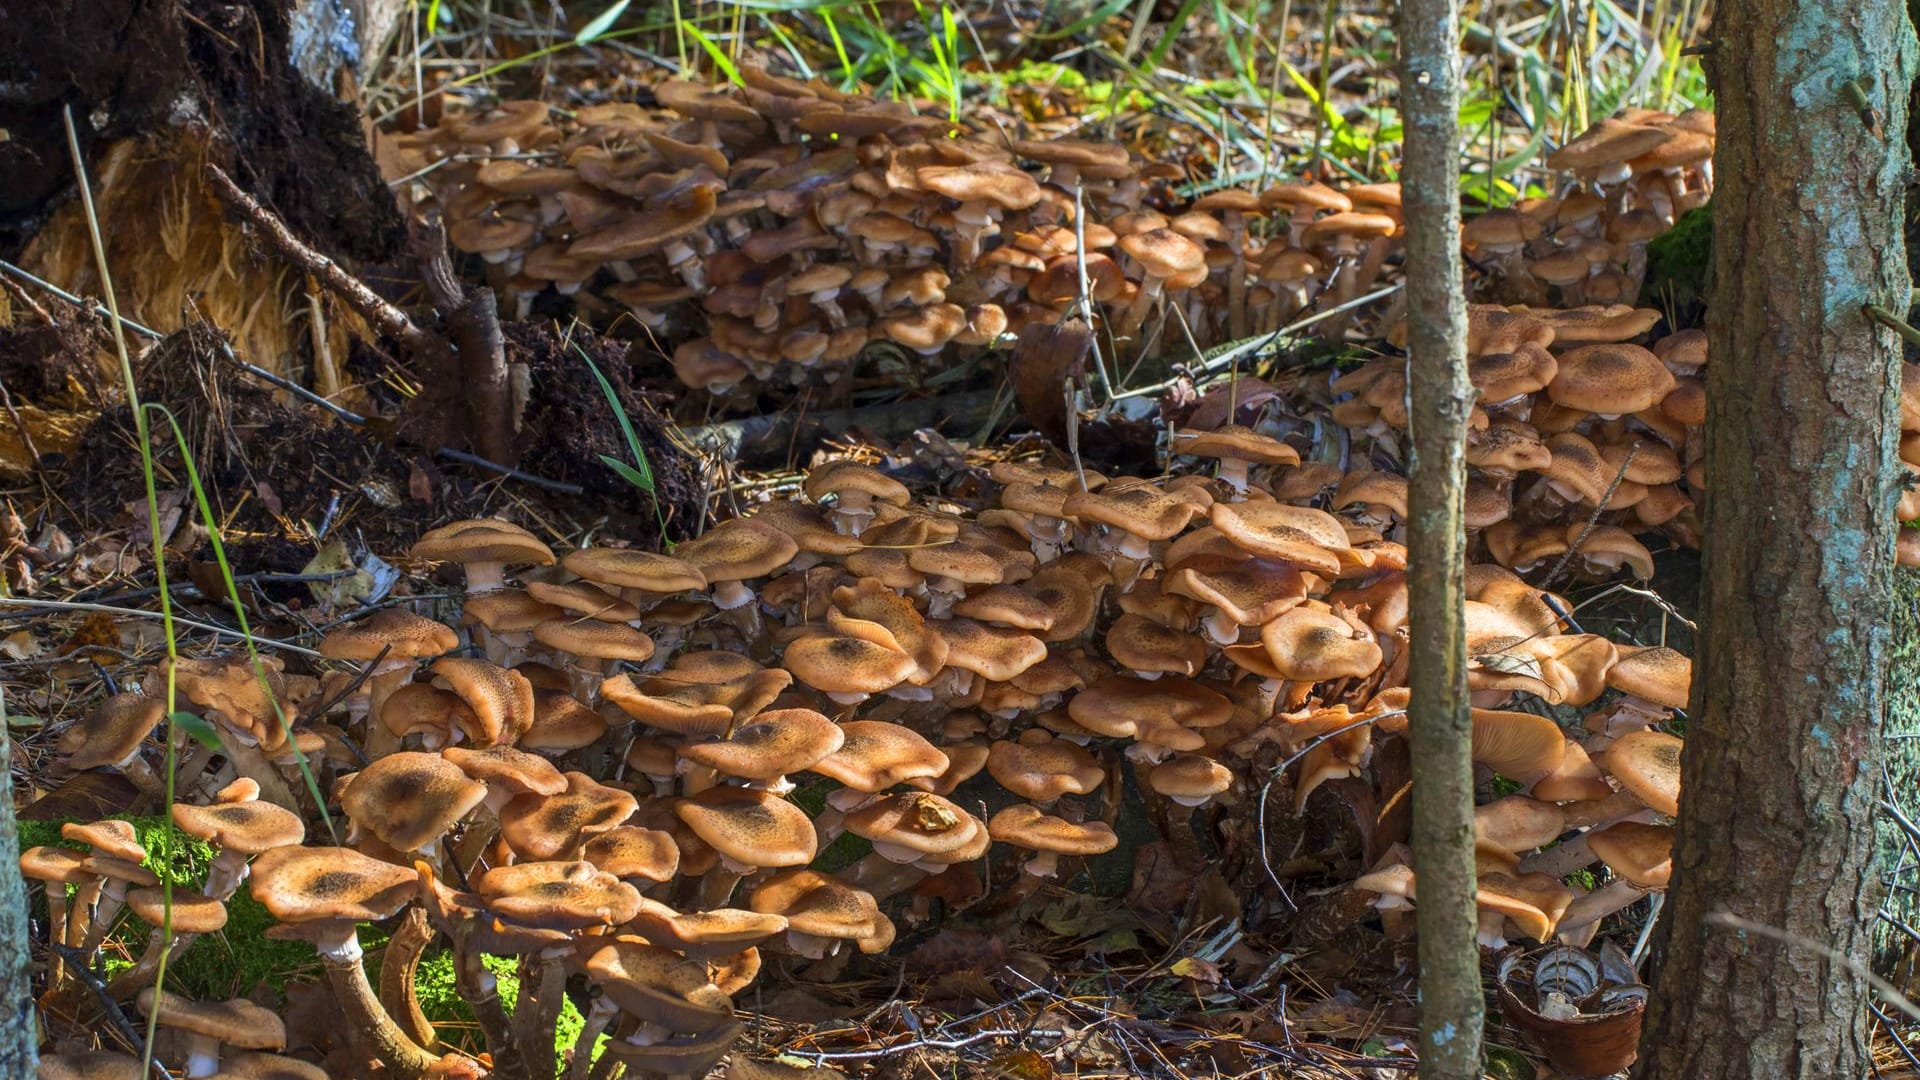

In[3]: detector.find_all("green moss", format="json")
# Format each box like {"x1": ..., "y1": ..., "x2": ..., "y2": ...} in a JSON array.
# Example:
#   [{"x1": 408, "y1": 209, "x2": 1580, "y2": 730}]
[{"x1": 1643, "y1": 204, "x2": 1713, "y2": 321}]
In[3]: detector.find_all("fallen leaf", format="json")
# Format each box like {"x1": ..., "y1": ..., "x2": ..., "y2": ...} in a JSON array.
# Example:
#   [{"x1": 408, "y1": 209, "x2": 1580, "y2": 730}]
[
  {"x1": 1011, "y1": 319, "x2": 1089, "y2": 444},
  {"x1": 1171, "y1": 956, "x2": 1224, "y2": 984}
]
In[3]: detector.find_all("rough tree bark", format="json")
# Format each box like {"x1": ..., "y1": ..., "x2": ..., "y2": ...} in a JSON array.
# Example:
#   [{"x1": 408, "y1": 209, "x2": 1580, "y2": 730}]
[
  {"x1": 1398, "y1": 0, "x2": 1482, "y2": 1075},
  {"x1": 1635, "y1": 3, "x2": 1917, "y2": 1077}
]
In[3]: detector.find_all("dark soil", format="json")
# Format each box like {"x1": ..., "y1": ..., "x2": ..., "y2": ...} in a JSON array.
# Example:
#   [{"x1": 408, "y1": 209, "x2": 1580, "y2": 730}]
[
  {"x1": 507, "y1": 320, "x2": 707, "y2": 547},
  {"x1": 51, "y1": 320, "x2": 704, "y2": 554},
  {"x1": 0, "y1": 0, "x2": 404, "y2": 264},
  {"x1": 0, "y1": 317, "x2": 107, "y2": 409}
]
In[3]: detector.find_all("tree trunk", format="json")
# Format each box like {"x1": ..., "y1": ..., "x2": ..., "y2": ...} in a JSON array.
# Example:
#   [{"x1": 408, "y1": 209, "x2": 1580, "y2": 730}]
[
  {"x1": 1398, "y1": 0, "x2": 1482, "y2": 1075},
  {"x1": 0, "y1": 721, "x2": 39, "y2": 1075},
  {"x1": 1635, "y1": 4, "x2": 1917, "y2": 1076}
]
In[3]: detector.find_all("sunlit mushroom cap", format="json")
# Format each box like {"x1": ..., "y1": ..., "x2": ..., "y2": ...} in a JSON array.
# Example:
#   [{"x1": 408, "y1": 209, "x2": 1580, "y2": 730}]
[
  {"x1": 249, "y1": 846, "x2": 416, "y2": 923},
  {"x1": 442, "y1": 744, "x2": 568, "y2": 798},
  {"x1": 1546, "y1": 118, "x2": 1672, "y2": 173},
  {"x1": 987, "y1": 803, "x2": 1118, "y2": 856},
  {"x1": 521, "y1": 689, "x2": 607, "y2": 752},
  {"x1": 675, "y1": 787, "x2": 818, "y2": 870},
  {"x1": 677, "y1": 519, "x2": 799, "y2": 584},
  {"x1": 127, "y1": 887, "x2": 229, "y2": 934},
  {"x1": 748, "y1": 869, "x2": 893, "y2": 953},
  {"x1": 678, "y1": 708, "x2": 845, "y2": 781},
  {"x1": 1106, "y1": 613, "x2": 1206, "y2": 677},
  {"x1": 1605, "y1": 730, "x2": 1684, "y2": 816},
  {"x1": 600, "y1": 666, "x2": 792, "y2": 738},
  {"x1": 803, "y1": 460, "x2": 911, "y2": 508},
  {"x1": 429, "y1": 658, "x2": 536, "y2": 746},
  {"x1": 1607, "y1": 645, "x2": 1692, "y2": 709},
  {"x1": 1208, "y1": 502, "x2": 1348, "y2": 576},
  {"x1": 1468, "y1": 708, "x2": 1568, "y2": 782},
  {"x1": 61, "y1": 819, "x2": 145, "y2": 863},
  {"x1": 1474, "y1": 796, "x2": 1568, "y2": 855},
  {"x1": 1548, "y1": 344, "x2": 1675, "y2": 415},
  {"x1": 844, "y1": 792, "x2": 982, "y2": 863},
  {"x1": 808, "y1": 720, "x2": 949, "y2": 791},
  {"x1": 19, "y1": 846, "x2": 90, "y2": 885},
  {"x1": 582, "y1": 827, "x2": 680, "y2": 884},
  {"x1": 781, "y1": 634, "x2": 915, "y2": 697},
  {"x1": 172, "y1": 800, "x2": 305, "y2": 854},
  {"x1": 1260, "y1": 607, "x2": 1382, "y2": 681},
  {"x1": 1173, "y1": 426, "x2": 1300, "y2": 466},
  {"x1": 410, "y1": 518, "x2": 554, "y2": 568},
  {"x1": 1476, "y1": 872, "x2": 1574, "y2": 942},
  {"x1": 168, "y1": 654, "x2": 295, "y2": 751},
  {"x1": 1148, "y1": 753, "x2": 1234, "y2": 805},
  {"x1": 1064, "y1": 481, "x2": 1209, "y2": 541},
  {"x1": 341, "y1": 751, "x2": 487, "y2": 853},
  {"x1": 562, "y1": 547, "x2": 707, "y2": 593},
  {"x1": 986, "y1": 732, "x2": 1103, "y2": 801},
  {"x1": 499, "y1": 771, "x2": 639, "y2": 860},
  {"x1": 474, "y1": 860, "x2": 642, "y2": 930},
  {"x1": 1068, "y1": 675, "x2": 1231, "y2": 738},
  {"x1": 319, "y1": 609, "x2": 459, "y2": 664},
  {"x1": 623, "y1": 897, "x2": 787, "y2": 957}
]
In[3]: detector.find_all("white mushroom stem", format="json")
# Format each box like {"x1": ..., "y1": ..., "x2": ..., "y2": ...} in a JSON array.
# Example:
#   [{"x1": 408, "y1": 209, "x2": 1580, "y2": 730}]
[
  {"x1": 664, "y1": 240, "x2": 707, "y2": 291},
  {"x1": 827, "y1": 491, "x2": 876, "y2": 536},
  {"x1": 203, "y1": 848, "x2": 252, "y2": 900},
  {"x1": 1215, "y1": 457, "x2": 1253, "y2": 494},
  {"x1": 926, "y1": 577, "x2": 965, "y2": 619},
  {"x1": 1118, "y1": 272, "x2": 1169, "y2": 337},
  {"x1": 785, "y1": 929, "x2": 836, "y2": 960},
  {"x1": 183, "y1": 1032, "x2": 223, "y2": 1077},
  {"x1": 80, "y1": 879, "x2": 131, "y2": 954},
  {"x1": 1477, "y1": 909, "x2": 1513, "y2": 951},
  {"x1": 1201, "y1": 608, "x2": 1243, "y2": 647},
  {"x1": 313, "y1": 924, "x2": 443, "y2": 1080},
  {"x1": 462, "y1": 561, "x2": 508, "y2": 594},
  {"x1": 1556, "y1": 878, "x2": 1653, "y2": 938},
  {"x1": 568, "y1": 996, "x2": 619, "y2": 1080}
]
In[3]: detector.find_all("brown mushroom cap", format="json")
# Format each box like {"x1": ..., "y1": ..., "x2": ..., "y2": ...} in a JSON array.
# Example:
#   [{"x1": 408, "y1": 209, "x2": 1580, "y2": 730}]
[
  {"x1": 341, "y1": 751, "x2": 488, "y2": 853},
  {"x1": 137, "y1": 987, "x2": 286, "y2": 1050},
  {"x1": 1474, "y1": 796, "x2": 1568, "y2": 855},
  {"x1": 532, "y1": 618, "x2": 656, "y2": 664},
  {"x1": 600, "y1": 666, "x2": 792, "y2": 738},
  {"x1": 1606, "y1": 730, "x2": 1683, "y2": 816},
  {"x1": 319, "y1": 609, "x2": 459, "y2": 665},
  {"x1": 1105, "y1": 613, "x2": 1206, "y2": 677},
  {"x1": 61, "y1": 819, "x2": 145, "y2": 863},
  {"x1": 562, "y1": 547, "x2": 708, "y2": 593},
  {"x1": 474, "y1": 860, "x2": 642, "y2": 930},
  {"x1": 249, "y1": 845, "x2": 417, "y2": 924},
  {"x1": 677, "y1": 519, "x2": 799, "y2": 584},
  {"x1": 19, "y1": 846, "x2": 91, "y2": 885},
  {"x1": 781, "y1": 634, "x2": 916, "y2": 697},
  {"x1": 675, "y1": 787, "x2": 818, "y2": 871},
  {"x1": 442, "y1": 744, "x2": 568, "y2": 798},
  {"x1": 169, "y1": 655, "x2": 295, "y2": 750},
  {"x1": 582, "y1": 827, "x2": 681, "y2": 884},
  {"x1": 844, "y1": 792, "x2": 982, "y2": 862},
  {"x1": 1607, "y1": 644, "x2": 1692, "y2": 709},
  {"x1": 429, "y1": 658, "x2": 536, "y2": 746},
  {"x1": 808, "y1": 721, "x2": 949, "y2": 791},
  {"x1": 1173, "y1": 426, "x2": 1300, "y2": 466},
  {"x1": 1587, "y1": 821, "x2": 1674, "y2": 887},
  {"x1": 1261, "y1": 607, "x2": 1383, "y2": 681},
  {"x1": 1068, "y1": 674, "x2": 1231, "y2": 738},
  {"x1": 934, "y1": 618, "x2": 1049, "y2": 682},
  {"x1": 987, "y1": 803, "x2": 1119, "y2": 856},
  {"x1": 1064, "y1": 481, "x2": 1209, "y2": 542},
  {"x1": 678, "y1": 708, "x2": 846, "y2": 781},
  {"x1": 524, "y1": 580, "x2": 642, "y2": 623},
  {"x1": 522, "y1": 689, "x2": 608, "y2": 752},
  {"x1": 1148, "y1": 753, "x2": 1234, "y2": 805},
  {"x1": 803, "y1": 460, "x2": 911, "y2": 509},
  {"x1": 35, "y1": 1053, "x2": 148, "y2": 1080},
  {"x1": 1548, "y1": 344, "x2": 1675, "y2": 415},
  {"x1": 499, "y1": 771, "x2": 640, "y2": 860},
  {"x1": 172, "y1": 800, "x2": 306, "y2": 854},
  {"x1": 986, "y1": 732, "x2": 1104, "y2": 801},
  {"x1": 410, "y1": 518, "x2": 555, "y2": 569},
  {"x1": 62, "y1": 694, "x2": 166, "y2": 770},
  {"x1": 127, "y1": 887, "x2": 229, "y2": 934},
  {"x1": 748, "y1": 869, "x2": 893, "y2": 953},
  {"x1": 1547, "y1": 118, "x2": 1673, "y2": 174},
  {"x1": 197, "y1": 1052, "x2": 329, "y2": 1080},
  {"x1": 581, "y1": 936, "x2": 736, "y2": 1032},
  {"x1": 1207, "y1": 501, "x2": 1348, "y2": 576},
  {"x1": 623, "y1": 897, "x2": 788, "y2": 958}
]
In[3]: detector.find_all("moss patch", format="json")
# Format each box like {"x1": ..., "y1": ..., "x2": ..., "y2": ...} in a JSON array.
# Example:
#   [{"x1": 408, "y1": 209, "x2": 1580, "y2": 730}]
[{"x1": 1643, "y1": 204, "x2": 1712, "y2": 325}]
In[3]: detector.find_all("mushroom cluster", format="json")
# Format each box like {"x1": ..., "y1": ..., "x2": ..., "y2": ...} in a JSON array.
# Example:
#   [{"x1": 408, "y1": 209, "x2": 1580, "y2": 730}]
[
  {"x1": 1340, "y1": 301, "x2": 1704, "y2": 570},
  {"x1": 1464, "y1": 107, "x2": 1715, "y2": 307},
  {"x1": 37, "y1": 413, "x2": 1696, "y2": 1072},
  {"x1": 390, "y1": 78, "x2": 1711, "y2": 398}
]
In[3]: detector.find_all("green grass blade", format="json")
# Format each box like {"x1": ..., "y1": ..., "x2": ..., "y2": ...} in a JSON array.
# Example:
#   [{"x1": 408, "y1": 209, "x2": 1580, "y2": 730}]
[
  {"x1": 574, "y1": 0, "x2": 631, "y2": 44},
  {"x1": 683, "y1": 23, "x2": 744, "y2": 85}
]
